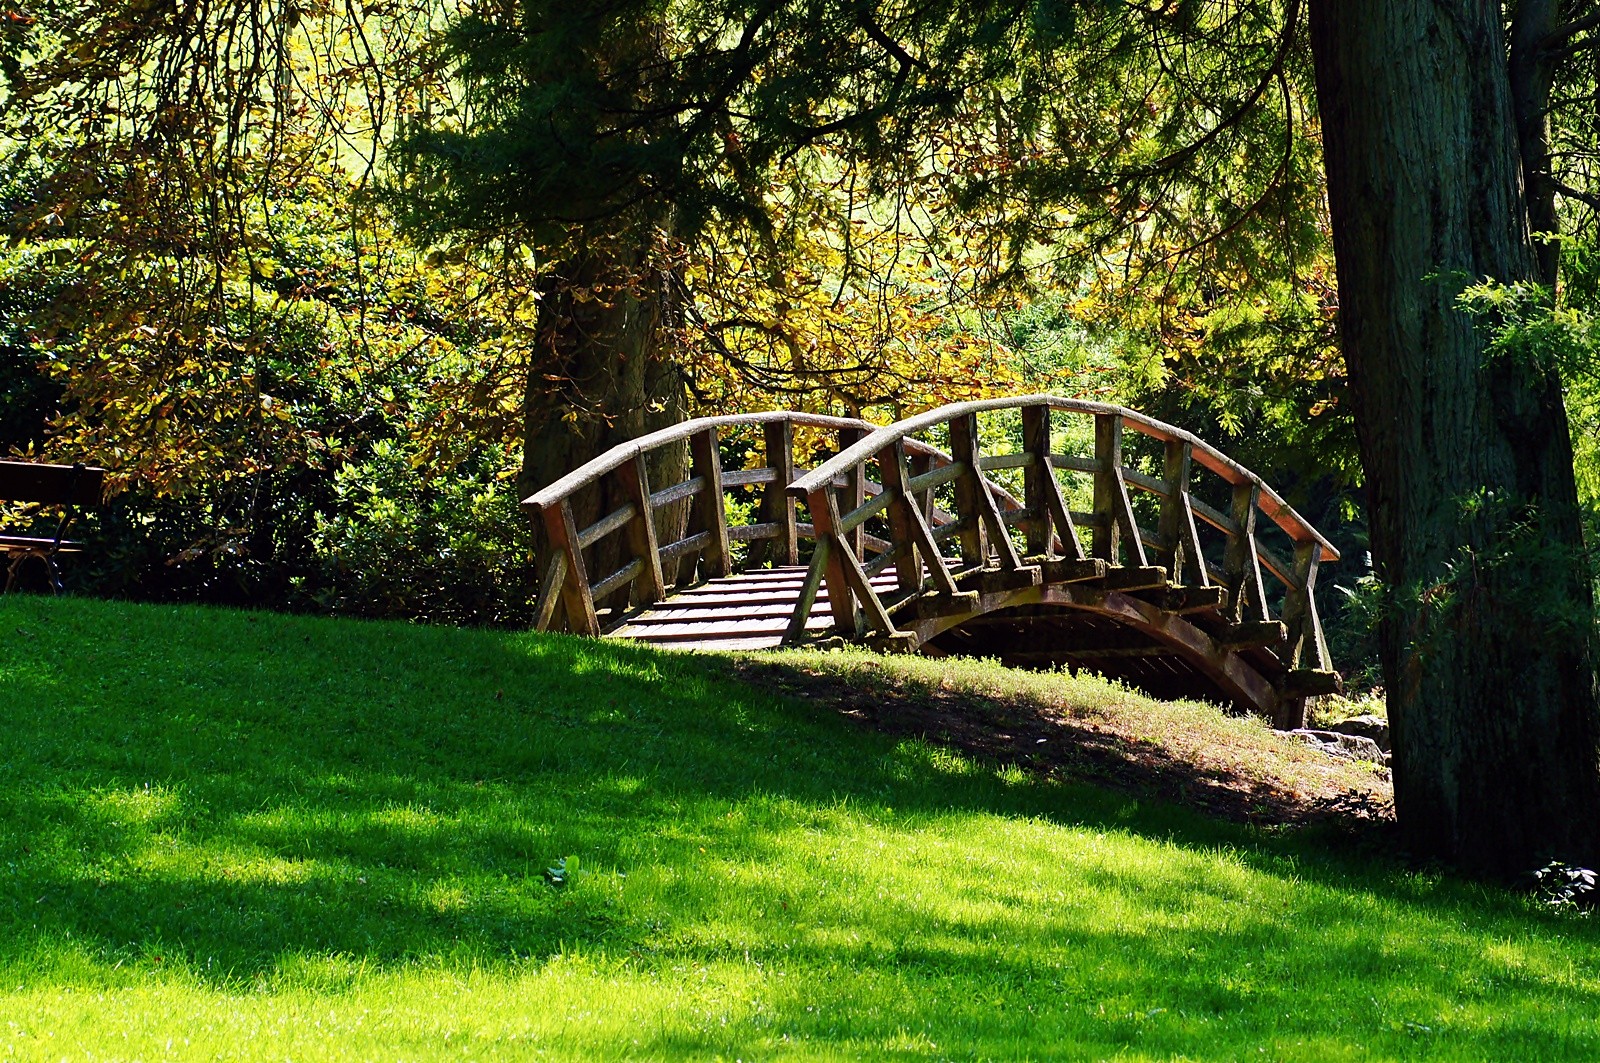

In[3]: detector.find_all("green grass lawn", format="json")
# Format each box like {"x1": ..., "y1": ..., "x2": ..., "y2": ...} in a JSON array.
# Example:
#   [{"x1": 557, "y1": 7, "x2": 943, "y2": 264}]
[{"x1": 0, "y1": 594, "x2": 1596, "y2": 1061}]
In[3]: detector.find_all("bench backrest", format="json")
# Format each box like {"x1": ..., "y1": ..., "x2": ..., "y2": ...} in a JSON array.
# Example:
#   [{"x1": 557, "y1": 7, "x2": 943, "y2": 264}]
[{"x1": 0, "y1": 461, "x2": 106, "y2": 507}]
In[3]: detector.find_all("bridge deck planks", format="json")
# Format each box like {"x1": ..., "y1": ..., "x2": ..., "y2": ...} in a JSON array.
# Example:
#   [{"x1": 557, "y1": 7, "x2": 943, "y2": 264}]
[{"x1": 613, "y1": 565, "x2": 902, "y2": 650}]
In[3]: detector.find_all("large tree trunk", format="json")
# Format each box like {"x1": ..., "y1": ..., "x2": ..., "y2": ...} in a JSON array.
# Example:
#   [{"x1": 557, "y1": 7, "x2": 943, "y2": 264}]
[
  {"x1": 1508, "y1": 0, "x2": 1562, "y2": 288},
  {"x1": 1310, "y1": 0, "x2": 1600, "y2": 874},
  {"x1": 520, "y1": 231, "x2": 689, "y2": 610}
]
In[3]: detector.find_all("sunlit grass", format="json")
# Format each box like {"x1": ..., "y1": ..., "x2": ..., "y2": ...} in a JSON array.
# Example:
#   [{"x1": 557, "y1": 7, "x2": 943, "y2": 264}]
[{"x1": 1, "y1": 594, "x2": 1596, "y2": 1060}]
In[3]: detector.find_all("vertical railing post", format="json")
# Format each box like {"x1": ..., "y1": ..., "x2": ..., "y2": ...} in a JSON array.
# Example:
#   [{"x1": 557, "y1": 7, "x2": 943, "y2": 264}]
[
  {"x1": 1282, "y1": 541, "x2": 1332, "y2": 671},
  {"x1": 1157, "y1": 439, "x2": 1209, "y2": 587},
  {"x1": 908, "y1": 451, "x2": 936, "y2": 526},
  {"x1": 762, "y1": 417, "x2": 798, "y2": 567},
  {"x1": 1021, "y1": 404, "x2": 1052, "y2": 557},
  {"x1": 689, "y1": 426, "x2": 732, "y2": 579},
  {"x1": 616, "y1": 450, "x2": 665, "y2": 606},
  {"x1": 837, "y1": 425, "x2": 867, "y2": 560},
  {"x1": 948, "y1": 413, "x2": 989, "y2": 568},
  {"x1": 951, "y1": 411, "x2": 1022, "y2": 572},
  {"x1": 1022, "y1": 403, "x2": 1084, "y2": 561},
  {"x1": 1093, "y1": 412, "x2": 1148, "y2": 568},
  {"x1": 809, "y1": 486, "x2": 857, "y2": 631},
  {"x1": 878, "y1": 439, "x2": 922, "y2": 593},
  {"x1": 1224, "y1": 481, "x2": 1267, "y2": 623},
  {"x1": 540, "y1": 498, "x2": 599, "y2": 635},
  {"x1": 1093, "y1": 413, "x2": 1120, "y2": 563}
]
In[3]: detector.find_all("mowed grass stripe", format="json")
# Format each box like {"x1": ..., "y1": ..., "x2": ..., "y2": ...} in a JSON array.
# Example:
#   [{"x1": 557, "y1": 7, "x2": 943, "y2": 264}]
[{"x1": 0, "y1": 595, "x2": 1595, "y2": 1060}]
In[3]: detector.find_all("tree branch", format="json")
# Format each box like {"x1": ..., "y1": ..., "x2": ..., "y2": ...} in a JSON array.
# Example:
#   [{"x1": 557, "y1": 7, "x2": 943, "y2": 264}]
[
  {"x1": 1539, "y1": 10, "x2": 1600, "y2": 54},
  {"x1": 1552, "y1": 178, "x2": 1600, "y2": 210}
]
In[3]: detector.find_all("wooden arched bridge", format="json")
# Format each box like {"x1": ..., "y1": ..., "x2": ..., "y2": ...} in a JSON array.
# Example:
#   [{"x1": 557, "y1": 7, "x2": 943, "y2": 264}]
[{"x1": 524, "y1": 397, "x2": 1341, "y2": 729}]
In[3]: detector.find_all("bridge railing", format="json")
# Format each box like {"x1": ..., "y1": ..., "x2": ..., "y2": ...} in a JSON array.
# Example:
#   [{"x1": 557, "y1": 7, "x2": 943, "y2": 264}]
[
  {"x1": 522, "y1": 411, "x2": 975, "y2": 635},
  {"x1": 786, "y1": 395, "x2": 1339, "y2": 673}
]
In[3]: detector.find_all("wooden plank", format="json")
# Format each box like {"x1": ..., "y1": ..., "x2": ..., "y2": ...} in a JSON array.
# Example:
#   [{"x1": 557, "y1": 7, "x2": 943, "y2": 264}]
[
  {"x1": 616, "y1": 451, "x2": 664, "y2": 605},
  {"x1": 728, "y1": 522, "x2": 783, "y2": 542},
  {"x1": 1281, "y1": 669, "x2": 1343, "y2": 697},
  {"x1": 1124, "y1": 467, "x2": 1170, "y2": 497},
  {"x1": 576, "y1": 503, "x2": 637, "y2": 550},
  {"x1": 1154, "y1": 585, "x2": 1228, "y2": 614},
  {"x1": 905, "y1": 460, "x2": 961, "y2": 495},
  {"x1": 542, "y1": 498, "x2": 598, "y2": 635},
  {"x1": 837, "y1": 487, "x2": 894, "y2": 534},
  {"x1": 632, "y1": 601, "x2": 812, "y2": 622},
  {"x1": 689, "y1": 427, "x2": 733, "y2": 579},
  {"x1": 784, "y1": 539, "x2": 831, "y2": 645},
  {"x1": 978, "y1": 452, "x2": 1033, "y2": 471},
  {"x1": 1190, "y1": 495, "x2": 1242, "y2": 538},
  {"x1": 1280, "y1": 540, "x2": 1332, "y2": 670},
  {"x1": 723, "y1": 467, "x2": 778, "y2": 487},
  {"x1": 1040, "y1": 558, "x2": 1107, "y2": 584},
  {"x1": 878, "y1": 440, "x2": 925, "y2": 593},
  {"x1": 1093, "y1": 412, "x2": 1148, "y2": 567},
  {"x1": 838, "y1": 425, "x2": 868, "y2": 558},
  {"x1": 951, "y1": 412, "x2": 1022, "y2": 570},
  {"x1": 891, "y1": 457, "x2": 960, "y2": 597},
  {"x1": 1224, "y1": 482, "x2": 1268, "y2": 623},
  {"x1": 1156, "y1": 440, "x2": 1190, "y2": 582},
  {"x1": 648, "y1": 476, "x2": 705, "y2": 509},
  {"x1": 660, "y1": 530, "x2": 714, "y2": 563},
  {"x1": 1025, "y1": 404, "x2": 1087, "y2": 561},
  {"x1": 619, "y1": 617, "x2": 834, "y2": 641},
  {"x1": 1102, "y1": 566, "x2": 1168, "y2": 591},
  {"x1": 832, "y1": 520, "x2": 900, "y2": 637},
  {"x1": 809, "y1": 487, "x2": 856, "y2": 630},
  {"x1": 641, "y1": 636, "x2": 787, "y2": 653},
  {"x1": 1218, "y1": 619, "x2": 1287, "y2": 650},
  {"x1": 1020, "y1": 404, "x2": 1051, "y2": 557},
  {"x1": 591, "y1": 557, "x2": 645, "y2": 602},
  {"x1": 533, "y1": 551, "x2": 567, "y2": 631},
  {"x1": 762, "y1": 418, "x2": 798, "y2": 566},
  {"x1": 1049, "y1": 454, "x2": 1099, "y2": 475}
]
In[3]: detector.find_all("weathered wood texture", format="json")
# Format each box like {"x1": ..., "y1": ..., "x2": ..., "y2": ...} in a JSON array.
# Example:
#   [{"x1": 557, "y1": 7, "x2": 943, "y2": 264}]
[{"x1": 525, "y1": 397, "x2": 1342, "y2": 724}]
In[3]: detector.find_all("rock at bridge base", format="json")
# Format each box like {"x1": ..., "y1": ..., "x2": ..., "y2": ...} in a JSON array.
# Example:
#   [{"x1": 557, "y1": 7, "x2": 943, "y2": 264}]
[
  {"x1": 1326, "y1": 714, "x2": 1390, "y2": 752},
  {"x1": 1289, "y1": 728, "x2": 1387, "y2": 765}
]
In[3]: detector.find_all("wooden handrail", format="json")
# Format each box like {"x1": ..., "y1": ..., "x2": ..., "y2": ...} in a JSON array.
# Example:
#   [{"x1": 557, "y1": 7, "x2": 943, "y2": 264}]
[
  {"x1": 523, "y1": 411, "x2": 876, "y2": 512},
  {"x1": 786, "y1": 394, "x2": 1338, "y2": 563}
]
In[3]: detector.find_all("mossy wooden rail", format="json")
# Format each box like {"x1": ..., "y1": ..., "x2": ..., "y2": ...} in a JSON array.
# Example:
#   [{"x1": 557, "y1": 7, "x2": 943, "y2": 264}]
[{"x1": 523, "y1": 397, "x2": 1341, "y2": 728}]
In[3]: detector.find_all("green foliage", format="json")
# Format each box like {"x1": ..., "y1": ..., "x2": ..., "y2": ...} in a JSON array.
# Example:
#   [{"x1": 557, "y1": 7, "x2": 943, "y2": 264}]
[
  {"x1": 1457, "y1": 273, "x2": 1600, "y2": 600},
  {"x1": 1458, "y1": 278, "x2": 1600, "y2": 383},
  {"x1": 308, "y1": 441, "x2": 536, "y2": 625}
]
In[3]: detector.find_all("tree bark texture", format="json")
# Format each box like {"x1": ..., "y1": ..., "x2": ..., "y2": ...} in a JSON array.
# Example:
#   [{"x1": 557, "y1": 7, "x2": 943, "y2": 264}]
[
  {"x1": 1508, "y1": 0, "x2": 1562, "y2": 287},
  {"x1": 520, "y1": 234, "x2": 689, "y2": 614},
  {"x1": 1310, "y1": 0, "x2": 1600, "y2": 873}
]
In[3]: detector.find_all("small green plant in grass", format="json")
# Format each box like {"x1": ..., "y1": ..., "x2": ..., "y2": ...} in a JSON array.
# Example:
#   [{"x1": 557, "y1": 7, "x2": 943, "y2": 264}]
[
  {"x1": 544, "y1": 855, "x2": 585, "y2": 888},
  {"x1": 1532, "y1": 861, "x2": 1597, "y2": 909}
]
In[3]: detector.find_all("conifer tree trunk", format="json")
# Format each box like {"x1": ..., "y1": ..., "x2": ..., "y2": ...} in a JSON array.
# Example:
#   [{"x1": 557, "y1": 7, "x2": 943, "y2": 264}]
[
  {"x1": 519, "y1": 233, "x2": 689, "y2": 591},
  {"x1": 1309, "y1": 0, "x2": 1600, "y2": 873}
]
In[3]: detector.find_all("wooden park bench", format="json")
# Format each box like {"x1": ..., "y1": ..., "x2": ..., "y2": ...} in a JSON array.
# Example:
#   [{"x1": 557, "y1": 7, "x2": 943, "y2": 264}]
[{"x1": 0, "y1": 460, "x2": 106, "y2": 594}]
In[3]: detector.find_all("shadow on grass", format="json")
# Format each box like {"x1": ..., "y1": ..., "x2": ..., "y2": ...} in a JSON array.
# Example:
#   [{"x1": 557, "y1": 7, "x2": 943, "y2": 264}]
[
  {"x1": 1, "y1": 595, "x2": 1597, "y2": 1058},
  {"x1": 725, "y1": 653, "x2": 1395, "y2": 832}
]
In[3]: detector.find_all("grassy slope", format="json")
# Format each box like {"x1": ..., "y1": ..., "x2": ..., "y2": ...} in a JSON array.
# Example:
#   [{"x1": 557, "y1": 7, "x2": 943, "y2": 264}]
[{"x1": 0, "y1": 595, "x2": 1595, "y2": 1061}]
